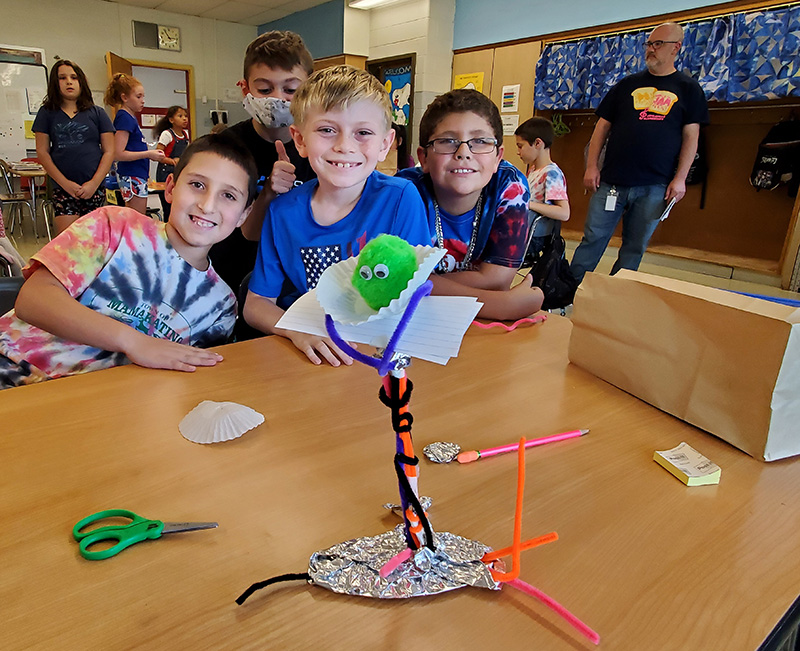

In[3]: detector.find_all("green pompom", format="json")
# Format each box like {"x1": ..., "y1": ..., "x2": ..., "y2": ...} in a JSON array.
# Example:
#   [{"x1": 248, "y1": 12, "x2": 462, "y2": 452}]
[{"x1": 352, "y1": 234, "x2": 418, "y2": 310}]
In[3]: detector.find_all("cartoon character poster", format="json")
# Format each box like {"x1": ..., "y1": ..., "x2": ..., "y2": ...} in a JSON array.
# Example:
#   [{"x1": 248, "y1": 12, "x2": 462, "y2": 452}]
[{"x1": 384, "y1": 65, "x2": 412, "y2": 126}]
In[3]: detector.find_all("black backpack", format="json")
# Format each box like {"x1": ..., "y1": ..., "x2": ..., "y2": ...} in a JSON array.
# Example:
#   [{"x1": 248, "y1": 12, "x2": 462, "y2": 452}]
[
  {"x1": 751, "y1": 118, "x2": 800, "y2": 197},
  {"x1": 528, "y1": 222, "x2": 578, "y2": 310},
  {"x1": 681, "y1": 127, "x2": 709, "y2": 208}
]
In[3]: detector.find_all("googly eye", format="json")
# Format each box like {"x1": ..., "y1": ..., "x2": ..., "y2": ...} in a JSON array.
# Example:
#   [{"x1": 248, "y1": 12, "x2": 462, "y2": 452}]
[
  {"x1": 359, "y1": 265, "x2": 373, "y2": 280},
  {"x1": 374, "y1": 263, "x2": 390, "y2": 279}
]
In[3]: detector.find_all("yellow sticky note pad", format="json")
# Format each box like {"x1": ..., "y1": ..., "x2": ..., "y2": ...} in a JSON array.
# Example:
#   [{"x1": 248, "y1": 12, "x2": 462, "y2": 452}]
[
  {"x1": 24, "y1": 120, "x2": 34, "y2": 139},
  {"x1": 654, "y1": 442, "x2": 721, "y2": 486}
]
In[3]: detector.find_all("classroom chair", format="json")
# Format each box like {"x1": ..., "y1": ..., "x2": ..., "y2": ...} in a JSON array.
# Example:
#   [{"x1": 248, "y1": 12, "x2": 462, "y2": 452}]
[
  {"x1": 19, "y1": 158, "x2": 55, "y2": 238},
  {"x1": 0, "y1": 253, "x2": 11, "y2": 278},
  {"x1": 0, "y1": 159, "x2": 38, "y2": 240},
  {"x1": 0, "y1": 275, "x2": 24, "y2": 315},
  {"x1": 233, "y1": 272, "x2": 264, "y2": 342}
]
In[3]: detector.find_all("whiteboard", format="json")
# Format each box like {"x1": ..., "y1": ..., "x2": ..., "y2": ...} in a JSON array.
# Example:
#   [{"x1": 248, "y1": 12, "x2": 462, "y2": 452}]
[{"x1": 0, "y1": 61, "x2": 48, "y2": 162}]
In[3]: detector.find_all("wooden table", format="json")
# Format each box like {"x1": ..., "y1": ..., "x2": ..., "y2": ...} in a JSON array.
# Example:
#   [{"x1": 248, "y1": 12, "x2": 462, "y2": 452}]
[{"x1": 2, "y1": 316, "x2": 799, "y2": 650}]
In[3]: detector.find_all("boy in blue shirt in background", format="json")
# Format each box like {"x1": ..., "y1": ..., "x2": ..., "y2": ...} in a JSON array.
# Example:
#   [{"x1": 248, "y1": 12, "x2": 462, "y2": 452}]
[{"x1": 244, "y1": 65, "x2": 430, "y2": 366}]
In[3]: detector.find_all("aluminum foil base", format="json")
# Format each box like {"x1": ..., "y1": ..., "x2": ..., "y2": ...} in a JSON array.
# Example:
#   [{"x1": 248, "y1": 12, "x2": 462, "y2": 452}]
[
  {"x1": 308, "y1": 524, "x2": 500, "y2": 599},
  {"x1": 423, "y1": 441, "x2": 461, "y2": 464}
]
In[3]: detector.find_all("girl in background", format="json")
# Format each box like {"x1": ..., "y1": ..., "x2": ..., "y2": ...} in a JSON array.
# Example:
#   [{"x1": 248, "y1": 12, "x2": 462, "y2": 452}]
[
  {"x1": 33, "y1": 59, "x2": 116, "y2": 234},
  {"x1": 393, "y1": 123, "x2": 415, "y2": 171},
  {"x1": 104, "y1": 73, "x2": 164, "y2": 215},
  {"x1": 377, "y1": 123, "x2": 414, "y2": 175},
  {"x1": 154, "y1": 105, "x2": 191, "y2": 220}
]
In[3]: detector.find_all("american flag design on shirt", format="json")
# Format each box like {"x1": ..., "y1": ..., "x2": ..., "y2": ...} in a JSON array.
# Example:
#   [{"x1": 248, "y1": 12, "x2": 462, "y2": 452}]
[{"x1": 301, "y1": 244, "x2": 342, "y2": 289}]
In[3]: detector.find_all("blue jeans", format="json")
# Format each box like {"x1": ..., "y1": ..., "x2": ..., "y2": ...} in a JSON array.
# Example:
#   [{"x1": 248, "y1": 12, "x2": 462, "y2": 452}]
[{"x1": 570, "y1": 183, "x2": 667, "y2": 284}]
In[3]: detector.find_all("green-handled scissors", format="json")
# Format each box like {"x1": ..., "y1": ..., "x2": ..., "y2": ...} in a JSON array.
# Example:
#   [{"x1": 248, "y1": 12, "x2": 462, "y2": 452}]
[{"x1": 73, "y1": 509, "x2": 218, "y2": 560}]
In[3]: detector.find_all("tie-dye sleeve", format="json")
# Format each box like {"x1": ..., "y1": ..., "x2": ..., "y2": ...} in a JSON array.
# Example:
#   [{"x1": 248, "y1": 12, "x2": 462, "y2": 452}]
[
  {"x1": 482, "y1": 165, "x2": 531, "y2": 268},
  {"x1": 544, "y1": 166, "x2": 569, "y2": 202},
  {"x1": 26, "y1": 207, "x2": 123, "y2": 298}
]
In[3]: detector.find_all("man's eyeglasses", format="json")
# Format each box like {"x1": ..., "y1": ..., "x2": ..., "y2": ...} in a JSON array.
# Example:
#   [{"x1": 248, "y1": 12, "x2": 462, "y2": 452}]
[
  {"x1": 644, "y1": 40, "x2": 679, "y2": 50},
  {"x1": 425, "y1": 137, "x2": 499, "y2": 155}
]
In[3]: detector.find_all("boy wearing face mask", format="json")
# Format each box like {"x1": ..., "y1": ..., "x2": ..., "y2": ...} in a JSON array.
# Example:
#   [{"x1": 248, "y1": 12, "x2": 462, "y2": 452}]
[{"x1": 209, "y1": 31, "x2": 316, "y2": 304}]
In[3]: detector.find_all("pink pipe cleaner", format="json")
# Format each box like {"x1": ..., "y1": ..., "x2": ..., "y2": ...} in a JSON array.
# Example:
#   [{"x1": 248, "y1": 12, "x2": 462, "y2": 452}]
[
  {"x1": 505, "y1": 578, "x2": 600, "y2": 645},
  {"x1": 471, "y1": 314, "x2": 547, "y2": 332},
  {"x1": 379, "y1": 547, "x2": 413, "y2": 578}
]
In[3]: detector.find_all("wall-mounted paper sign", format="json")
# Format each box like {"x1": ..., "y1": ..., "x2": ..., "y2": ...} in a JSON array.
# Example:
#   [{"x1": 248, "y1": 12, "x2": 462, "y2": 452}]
[
  {"x1": 26, "y1": 87, "x2": 45, "y2": 114},
  {"x1": 501, "y1": 114, "x2": 519, "y2": 136},
  {"x1": 453, "y1": 72, "x2": 484, "y2": 94},
  {"x1": 501, "y1": 84, "x2": 520, "y2": 113},
  {"x1": 141, "y1": 114, "x2": 157, "y2": 127}
]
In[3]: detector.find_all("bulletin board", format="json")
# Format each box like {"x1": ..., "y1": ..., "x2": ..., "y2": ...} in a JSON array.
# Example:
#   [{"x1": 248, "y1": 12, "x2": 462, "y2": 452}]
[{"x1": 0, "y1": 61, "x2": 48, "y2": 162}]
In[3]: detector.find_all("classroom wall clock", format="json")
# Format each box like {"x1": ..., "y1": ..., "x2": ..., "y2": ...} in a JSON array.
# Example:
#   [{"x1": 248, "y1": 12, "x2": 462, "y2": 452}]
[{"x1": 158, "y1": 25, "x2": 181, "y2": 52}]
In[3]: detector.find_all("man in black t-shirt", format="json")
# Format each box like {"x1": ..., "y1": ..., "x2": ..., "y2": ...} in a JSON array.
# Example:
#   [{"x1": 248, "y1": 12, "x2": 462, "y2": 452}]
[{"x1": 570, "y1": 22, "x2": 709, "y2": 284}]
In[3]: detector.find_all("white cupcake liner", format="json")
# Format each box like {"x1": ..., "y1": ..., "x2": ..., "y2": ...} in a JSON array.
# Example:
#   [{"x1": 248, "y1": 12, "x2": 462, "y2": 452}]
[
  {"x1": 179, "y1": 400, "x2": 265, "y2": 444},
  {"x1": 315, "y1": 245, "x2": 445, "y2": 325}
]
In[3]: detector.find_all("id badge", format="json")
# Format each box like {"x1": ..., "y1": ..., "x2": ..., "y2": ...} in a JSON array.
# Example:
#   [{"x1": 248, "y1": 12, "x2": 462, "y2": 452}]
[{"x1": 604, "y1": 187, "x2": 618, "y2": 212}]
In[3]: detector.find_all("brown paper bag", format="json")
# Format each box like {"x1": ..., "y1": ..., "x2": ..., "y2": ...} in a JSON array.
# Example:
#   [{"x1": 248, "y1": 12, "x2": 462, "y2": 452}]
[{"x1": 568, "y1": 270, "x2": 800, "y2": 461}]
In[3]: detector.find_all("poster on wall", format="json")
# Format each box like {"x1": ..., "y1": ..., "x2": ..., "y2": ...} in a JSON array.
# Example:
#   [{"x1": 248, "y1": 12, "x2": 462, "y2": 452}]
[
  {"x1": 368, "y1": 55, "x2": 415, "y2": 146},
  {"x1": 501, "y1": 114, "x2": 519, "y2": 136},
  {"x1": 384, "y1": 64, "x2": 412, "y2": 126},
  {"x1": 453, "y1": 72, "x2": 484, "y2": 93},
  {"x1": 501, "y1": 84, "x2": 520, "y2": 113}
]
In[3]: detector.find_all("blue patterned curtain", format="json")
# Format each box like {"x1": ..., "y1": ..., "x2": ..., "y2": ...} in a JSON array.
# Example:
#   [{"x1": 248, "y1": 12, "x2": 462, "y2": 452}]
[{"x1": 534, "y1": 6, "x2": 800, "y2": 109}]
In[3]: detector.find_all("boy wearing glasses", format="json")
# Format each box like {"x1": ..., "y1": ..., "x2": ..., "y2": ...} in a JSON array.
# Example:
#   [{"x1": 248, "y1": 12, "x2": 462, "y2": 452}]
[
  {"x1": 398, "y1": 89, "x2": 544, "y2": 320},
  {"x1": 570, "y1": 21, "x2": 708, "y2": 284}
]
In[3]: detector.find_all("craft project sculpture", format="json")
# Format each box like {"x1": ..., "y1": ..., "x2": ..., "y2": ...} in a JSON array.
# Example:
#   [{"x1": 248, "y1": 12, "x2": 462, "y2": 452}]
[
  {"x1": 352, "y1": 234, "x2": 418, "y2": 310},
  {"x1": 238, "y1": 237, "x2": 599, "y2": 645}
]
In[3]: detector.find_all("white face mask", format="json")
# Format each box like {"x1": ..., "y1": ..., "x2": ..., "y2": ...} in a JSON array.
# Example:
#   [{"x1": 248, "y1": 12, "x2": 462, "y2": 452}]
[{"x1": 242, "y1": 94, "x2": 293, "y2": 129}]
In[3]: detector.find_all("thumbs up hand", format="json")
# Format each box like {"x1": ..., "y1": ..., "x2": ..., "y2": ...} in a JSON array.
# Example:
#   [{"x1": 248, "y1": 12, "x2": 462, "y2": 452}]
[{"x1": 270, "y1": 139, "x2": 297, "y2": 195}]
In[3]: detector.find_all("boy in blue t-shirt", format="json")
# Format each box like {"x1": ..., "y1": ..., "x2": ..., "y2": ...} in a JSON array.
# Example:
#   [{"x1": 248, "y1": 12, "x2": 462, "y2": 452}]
[
  {"x1": 244, "y1": 65, "x2": 430, "y2": 366},
  {"x1": 398, "y1": 89, "x2": 544, "y2": 320}
]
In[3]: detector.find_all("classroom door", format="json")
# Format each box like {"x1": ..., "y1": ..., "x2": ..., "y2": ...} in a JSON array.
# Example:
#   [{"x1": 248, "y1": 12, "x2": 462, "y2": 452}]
[
  {"x1": 131, "y1": 66, "x2": 190, "y2": 144},
  {"x1": 106, "y1": 51, "x2": 132, "y2": 80},
  {"x1": 105, "y1": 52, "x2": 195, "y2": 141}
]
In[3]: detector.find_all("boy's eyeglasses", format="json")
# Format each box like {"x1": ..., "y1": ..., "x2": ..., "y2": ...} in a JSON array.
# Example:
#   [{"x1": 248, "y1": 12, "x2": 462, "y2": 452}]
[
  {"x1": 644, "y1": 40, "x2": 679, "y2": 50},
  {"x1": 425, "y1": 137, "x2": 499, "y2": 155}
]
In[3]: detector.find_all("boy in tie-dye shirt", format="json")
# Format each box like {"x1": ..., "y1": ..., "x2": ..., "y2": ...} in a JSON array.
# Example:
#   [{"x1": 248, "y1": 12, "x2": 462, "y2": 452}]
[
  {"x1": 0, "y1": 133, "x2": 258, "y2": 389},
  {"x1": 514, "y1": 117, "x2": 570, "y2": 265}
]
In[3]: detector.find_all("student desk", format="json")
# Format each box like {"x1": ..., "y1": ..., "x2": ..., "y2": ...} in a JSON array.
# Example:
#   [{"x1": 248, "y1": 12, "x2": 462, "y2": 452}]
[
  {"x1": 5, "y1": 164, "x2": 52, "y2": 241},
  {"x1": 2, "y1": 316, "x2": 799, "y2": 649}
]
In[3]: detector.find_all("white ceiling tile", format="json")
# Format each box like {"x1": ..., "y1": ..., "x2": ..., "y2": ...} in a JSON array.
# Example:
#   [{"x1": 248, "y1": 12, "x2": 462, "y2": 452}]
[
  {"x1": 239, "y1": 0, "x2": 286, "y2": 8},
  {"x1": 106, "y1": 0, "x2": 332, "y2": 25},
  {"x1": 117, "y1": 0, "x2": 163, "y2": 8},
  {"x1": 200, "y1": 1, "x2": 265, "y2": 21},
  {"x1": 243, "y1": 8, "x2": 288, "y2": 24},
  {"x1": 155, "y1": 0, "x2": 222, "y2": 15},
  {"x1": 290, "y1": 0, "x2": 329, "y2": 11}
]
